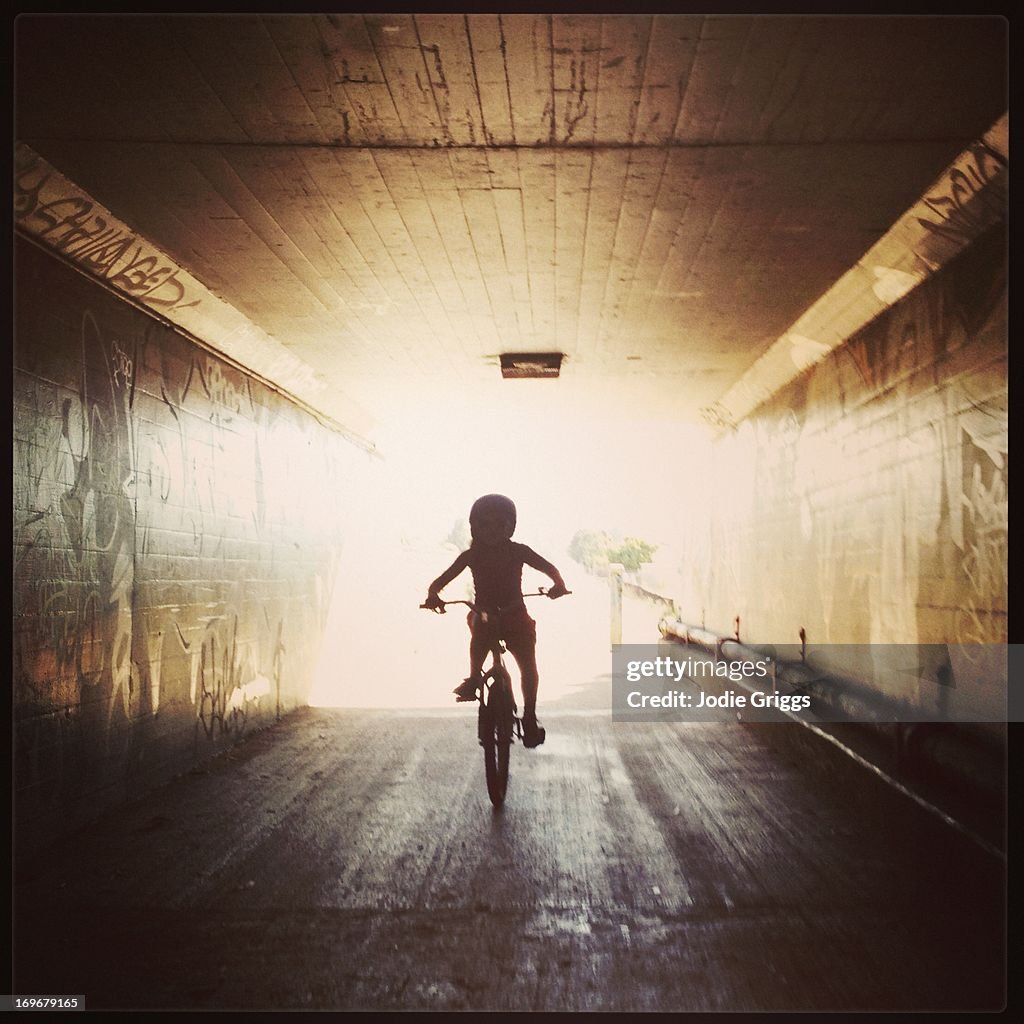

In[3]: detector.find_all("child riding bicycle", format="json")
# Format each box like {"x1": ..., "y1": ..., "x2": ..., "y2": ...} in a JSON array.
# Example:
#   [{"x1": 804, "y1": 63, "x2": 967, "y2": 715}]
[{"x1": 422, "y1": 493, "x2": 569, "y2": 748}]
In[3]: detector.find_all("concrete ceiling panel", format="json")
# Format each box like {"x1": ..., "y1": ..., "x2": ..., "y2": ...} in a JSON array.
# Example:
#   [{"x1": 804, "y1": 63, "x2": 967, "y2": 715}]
[{"x1": 14, "y1": 13, "x2": 1007, "y2": 436}]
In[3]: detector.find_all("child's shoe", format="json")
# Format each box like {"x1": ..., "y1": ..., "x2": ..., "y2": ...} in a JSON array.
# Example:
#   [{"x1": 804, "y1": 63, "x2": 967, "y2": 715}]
[
  {"x1": 521, "y1": 714, "x2": 546, "y2": 748},
  {"x1": 453, "y1": 672, "x2": 482, "y2": 702}
]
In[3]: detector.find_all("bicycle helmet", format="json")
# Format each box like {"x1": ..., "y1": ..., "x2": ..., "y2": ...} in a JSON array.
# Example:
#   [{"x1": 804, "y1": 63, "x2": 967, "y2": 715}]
[{"x1": 469, "y1": 493, "x2": 517, "y2": 541}]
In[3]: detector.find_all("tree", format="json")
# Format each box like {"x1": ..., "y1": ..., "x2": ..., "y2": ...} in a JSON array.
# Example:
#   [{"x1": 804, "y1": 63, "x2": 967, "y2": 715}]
[
  {"x1": 606, "y1": 537, "x2": 658, "y2": 573},
  {"x1": 568, "y1": 528, "x2": 611, "y2": 573},
  {"x1": 569, "y1": 529, "x2": 657, "y2": 575},
  {"x1": 446, "y1": 517, "x2": 471, "y2": 550}
]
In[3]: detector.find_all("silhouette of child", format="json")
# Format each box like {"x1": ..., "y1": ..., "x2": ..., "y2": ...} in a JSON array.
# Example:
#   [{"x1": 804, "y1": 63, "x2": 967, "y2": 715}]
[{"x1": 423, "y1": 494, "x2": 568, "y2": 748}]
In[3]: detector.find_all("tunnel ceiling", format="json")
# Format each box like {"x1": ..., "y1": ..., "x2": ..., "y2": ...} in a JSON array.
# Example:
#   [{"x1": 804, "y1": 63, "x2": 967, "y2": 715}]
[{"x1": 14, "y1": 13, "x2": 1007, "y2": 441}]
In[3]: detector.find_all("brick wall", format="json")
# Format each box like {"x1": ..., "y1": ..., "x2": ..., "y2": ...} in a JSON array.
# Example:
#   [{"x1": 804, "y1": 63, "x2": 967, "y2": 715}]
[
  {"x1": 675, "y1": 225, "x2": 1006, "y2": 716},
  {"x1": 13, "y1": 236, "x2": 368, "y2": 851}
]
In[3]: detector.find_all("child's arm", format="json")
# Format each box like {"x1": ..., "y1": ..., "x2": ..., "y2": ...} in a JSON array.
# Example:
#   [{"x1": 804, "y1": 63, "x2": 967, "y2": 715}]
[
  {"x1": 424, "y1": 551, "x2": 471, "y2": 607},
  {"x1": 522, "y1": 547, "x2": 569, "y2": 598}
]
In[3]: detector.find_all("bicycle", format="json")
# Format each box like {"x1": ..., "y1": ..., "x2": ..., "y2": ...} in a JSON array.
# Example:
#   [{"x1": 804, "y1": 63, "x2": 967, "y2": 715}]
[{"x1": 420, "y1": 589, "x2": 569, "y2": 808}]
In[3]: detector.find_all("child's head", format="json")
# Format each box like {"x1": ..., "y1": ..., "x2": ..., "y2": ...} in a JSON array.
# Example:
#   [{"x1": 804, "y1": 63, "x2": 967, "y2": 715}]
[{"x1": 469, "y1": 493, "x2": 516, "y2": 547}]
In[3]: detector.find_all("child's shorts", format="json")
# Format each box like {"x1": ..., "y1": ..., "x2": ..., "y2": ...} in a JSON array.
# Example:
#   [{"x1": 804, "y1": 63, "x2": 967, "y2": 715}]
[{"x1": 467, "y1": 603, "x2": 537, "y2": 658}]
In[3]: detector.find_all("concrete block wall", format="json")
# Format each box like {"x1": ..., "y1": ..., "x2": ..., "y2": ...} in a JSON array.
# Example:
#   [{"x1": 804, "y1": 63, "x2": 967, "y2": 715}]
[
  {"x1": 675, "y1": 224, "x2": 1006, "y2": 719},
  {"x1": 13, "y1": 236, "x2": 366, "y2": 852}
]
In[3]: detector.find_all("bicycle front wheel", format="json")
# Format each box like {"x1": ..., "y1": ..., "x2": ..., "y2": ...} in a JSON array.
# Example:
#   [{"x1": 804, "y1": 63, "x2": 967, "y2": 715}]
[{"x1": 481, "y1": 670, "x2": 513, "y2": 807}]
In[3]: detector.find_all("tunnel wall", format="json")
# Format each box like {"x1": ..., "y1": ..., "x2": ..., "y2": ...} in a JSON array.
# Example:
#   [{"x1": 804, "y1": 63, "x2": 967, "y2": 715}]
[
  {"x1": 674, "y1": 224, "x2": 1006, "y2": 715},
  {"x1": 13, "y1": 236, "x2": 364, "y2": 851}
]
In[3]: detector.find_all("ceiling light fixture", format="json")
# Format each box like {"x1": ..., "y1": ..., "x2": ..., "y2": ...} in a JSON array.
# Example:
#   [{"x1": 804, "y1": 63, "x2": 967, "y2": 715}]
[{"x1": 499, "y1": 352, "x2": 564, "y2": 379}]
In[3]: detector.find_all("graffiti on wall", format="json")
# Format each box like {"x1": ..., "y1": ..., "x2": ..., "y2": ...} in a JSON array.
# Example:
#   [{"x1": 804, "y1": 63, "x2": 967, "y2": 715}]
[
  {"x1": 801, "y1": 301, "x2": 1004, "y2": 647},
  {"x1": 14, "y1": 145, "x2": 201, "y2": 313},
  {"x1": 183, "y1": 612, "x2": 268, "y2": 741},
  {"x1": 14, "y1": 308, "x2": 138, "y2": 727},
  {"x1": 914, "y1": 140, "x2": 1007, "y2": 257},
  {"x1": 696, "y1": 228, "x2": 1006, "y2": 655},
  {"x1": 14, "y1": 239, "x2": 349, "y2": 836},
  {"x1": 953, "y1": 427, "x2": 1007, "y2": 648}
]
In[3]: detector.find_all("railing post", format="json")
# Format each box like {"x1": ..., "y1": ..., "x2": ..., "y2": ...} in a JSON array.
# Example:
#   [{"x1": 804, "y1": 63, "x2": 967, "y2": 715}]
[{"x1": 609, "y1": 563, "x2": 624, "y2": 650}]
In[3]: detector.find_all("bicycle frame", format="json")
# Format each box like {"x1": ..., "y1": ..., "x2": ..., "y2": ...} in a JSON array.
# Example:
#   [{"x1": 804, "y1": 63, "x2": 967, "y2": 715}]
[{"x1": 421, "y1": 590, "x2": 562, "y2": 807}]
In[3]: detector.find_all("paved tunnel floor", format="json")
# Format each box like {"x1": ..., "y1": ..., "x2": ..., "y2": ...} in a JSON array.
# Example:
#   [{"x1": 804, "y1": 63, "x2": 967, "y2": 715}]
[{"x1": 13, "y1": 703, "x2": 1006, "y2": 1013}]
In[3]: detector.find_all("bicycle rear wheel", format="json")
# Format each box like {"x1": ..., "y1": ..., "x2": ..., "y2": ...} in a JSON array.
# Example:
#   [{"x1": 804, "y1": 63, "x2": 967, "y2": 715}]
[{"x1": 481, "y1": 669, "x2": 513, "y2": 807}]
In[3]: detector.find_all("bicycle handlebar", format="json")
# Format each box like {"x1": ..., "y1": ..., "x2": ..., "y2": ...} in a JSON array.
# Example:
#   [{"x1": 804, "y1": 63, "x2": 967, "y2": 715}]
[{"x1": 420, "y1": 587, "x2": 571, "y2": 613}]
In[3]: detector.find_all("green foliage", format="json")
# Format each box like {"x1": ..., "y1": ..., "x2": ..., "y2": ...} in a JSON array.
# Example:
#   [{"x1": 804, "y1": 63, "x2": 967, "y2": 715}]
[
  {"x1": 568, "y1": 528, "x2": 611, "y2": 573},
  {"x1": 607, "y1": 537, "x2": 658, "y2": 573},
  {"x1": 569, "y1": 529, "x2": 657, "y2": 574}
]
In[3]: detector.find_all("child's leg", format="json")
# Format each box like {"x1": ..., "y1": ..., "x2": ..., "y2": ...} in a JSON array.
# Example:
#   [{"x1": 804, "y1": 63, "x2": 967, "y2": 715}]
[
  {"x1": 469, "y1": 630, "x2": 489, "y2": 677},
  {"x1": 466, "y1": 610, "x2": 489, "y2": 678},
  {"x1": 509, "y1": 640, "x2": 545, "y2": 746},
  {"x1": 502, "y1": 607, "x2": 539, "y2": 717},
  {"x1": 454, "y1": 616, "x2": 491, "y2": 700},
  {"x1": 509, "y1": 644, "x2": 539, "y2": 719},
  {"x1": 505, "y1": 612, "x2": 544, "y2": 746}
]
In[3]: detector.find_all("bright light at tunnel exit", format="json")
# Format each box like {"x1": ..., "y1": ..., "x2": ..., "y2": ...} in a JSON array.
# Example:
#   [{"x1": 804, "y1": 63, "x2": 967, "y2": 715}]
[{"x1": 310, "y1": 383, "x2": 715, "y2": 708}]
